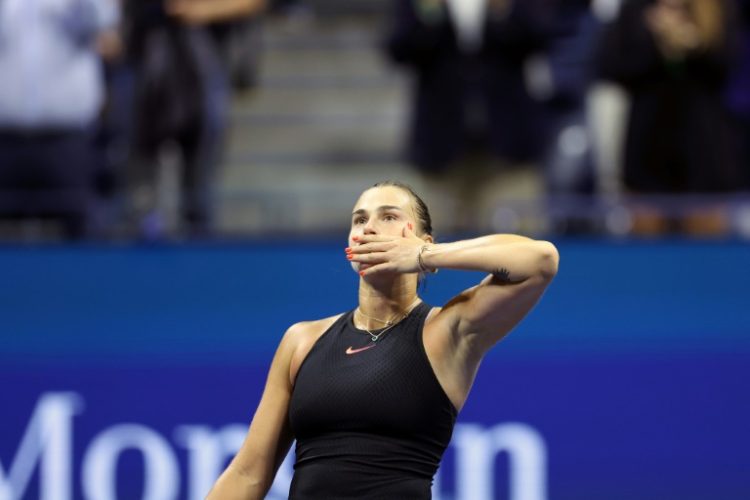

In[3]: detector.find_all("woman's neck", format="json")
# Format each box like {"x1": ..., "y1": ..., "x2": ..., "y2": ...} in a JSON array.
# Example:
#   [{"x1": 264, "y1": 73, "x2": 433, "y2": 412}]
[{"x1": 356, "y1": 274, "x2": 420, "y2": 329}]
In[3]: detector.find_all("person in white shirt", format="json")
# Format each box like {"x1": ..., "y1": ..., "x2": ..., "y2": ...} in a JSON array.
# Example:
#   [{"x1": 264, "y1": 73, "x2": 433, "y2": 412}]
[{"x1": 0, "y1": 0, "x2": 120, "y2": 238}]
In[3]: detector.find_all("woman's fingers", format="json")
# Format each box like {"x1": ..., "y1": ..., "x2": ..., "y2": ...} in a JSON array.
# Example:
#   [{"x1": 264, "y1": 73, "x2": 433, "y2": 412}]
[
  {"x1": 347, "y1": 242, "x2": 393, "y2": 254},
  {"x1": 348, "y1": 251, "x2": 387, "y2": 264},
  {"x1": 352, "y1": 234, "x2": 397, "y2": 244},
  {"x1": 347, "y1": 227, "x2": 425, "y2": 274}
]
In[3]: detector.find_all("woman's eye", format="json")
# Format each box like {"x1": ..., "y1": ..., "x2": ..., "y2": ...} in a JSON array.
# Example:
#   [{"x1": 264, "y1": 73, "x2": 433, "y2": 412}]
[
  {"x1": 383, "y1": 214, "x2": 397, "y2": 221},
  {"x1": 354, "y1": 217, "x2": 366, "y2": 225}
]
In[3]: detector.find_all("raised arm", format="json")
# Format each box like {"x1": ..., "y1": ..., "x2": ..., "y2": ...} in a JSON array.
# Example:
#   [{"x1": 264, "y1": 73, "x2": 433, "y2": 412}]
[
  {"x1": 206, "y1": 325, "x2": 299, "y2": 499},
  {"x1": 167, "y1": 0, "x2": 266, "y2": 25},
  {"x1": 349, "y1": 230, "x2": 559, "y2": 351},
  {"x1": 419, "y1": 234, "x2": 558, "y2": 348}
]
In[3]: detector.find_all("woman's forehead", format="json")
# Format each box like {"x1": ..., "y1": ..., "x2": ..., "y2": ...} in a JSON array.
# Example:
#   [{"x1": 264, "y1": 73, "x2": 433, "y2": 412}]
[{"x1": 353, "y1": 186, "x2": 414, "y2": 213}]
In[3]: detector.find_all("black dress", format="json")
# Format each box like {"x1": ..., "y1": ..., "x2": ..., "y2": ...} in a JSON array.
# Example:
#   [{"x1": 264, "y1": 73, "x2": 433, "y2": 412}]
[{"x1": 288, "y1": 303, "x2": 457, "y2": 499}]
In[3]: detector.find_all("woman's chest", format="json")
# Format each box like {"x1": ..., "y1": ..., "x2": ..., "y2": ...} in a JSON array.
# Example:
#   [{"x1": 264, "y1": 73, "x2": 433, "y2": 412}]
[{"x1": 289, "y1": 331, "x2": 442, "y2": 437}]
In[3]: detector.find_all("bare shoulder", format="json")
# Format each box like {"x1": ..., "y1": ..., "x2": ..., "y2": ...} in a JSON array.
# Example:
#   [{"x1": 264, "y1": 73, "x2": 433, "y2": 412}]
[
  {"x1": 284, "y1": 314, "x2": 344, "y2": 347},
  {"x1": 284, "y1": 313, "x2": 345, "y2": 385}
]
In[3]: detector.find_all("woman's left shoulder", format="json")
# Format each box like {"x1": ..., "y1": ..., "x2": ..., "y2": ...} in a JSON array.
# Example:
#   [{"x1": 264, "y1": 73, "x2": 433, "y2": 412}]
[{"x1": 287, "y1": 313, "x2": 345, "y2": 384}]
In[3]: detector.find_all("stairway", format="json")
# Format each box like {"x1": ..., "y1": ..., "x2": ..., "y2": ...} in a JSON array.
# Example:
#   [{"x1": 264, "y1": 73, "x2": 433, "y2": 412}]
[{"x1": 217, "y1": 11, "x2": 422, "y2": 236}]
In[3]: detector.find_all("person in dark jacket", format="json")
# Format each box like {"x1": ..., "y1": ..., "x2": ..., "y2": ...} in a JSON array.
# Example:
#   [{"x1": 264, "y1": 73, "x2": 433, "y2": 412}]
[
  {"x1": 597, "y1": 0, "x2": 741, "y2": 194},
  {"x1": 726, "y1": 0, "x2": 750, "y2": 188},
  {"x1": 384, "y1": 0, "x2": 556, "y2": 173},
  {"x1": 125, "y1": 0, "x2": 264, "y2": 238}
]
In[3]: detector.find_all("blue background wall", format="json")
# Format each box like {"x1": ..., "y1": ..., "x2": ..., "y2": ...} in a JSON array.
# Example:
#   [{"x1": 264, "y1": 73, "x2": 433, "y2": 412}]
[{"x1": 2, "y1": 240, "x2": 749, "y2": 499}]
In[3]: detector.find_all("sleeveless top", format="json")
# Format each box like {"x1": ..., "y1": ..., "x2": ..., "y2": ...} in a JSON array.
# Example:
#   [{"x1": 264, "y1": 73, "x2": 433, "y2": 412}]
[{"x1": 288, "y1": 302, "x2": 458, "y2": 499}]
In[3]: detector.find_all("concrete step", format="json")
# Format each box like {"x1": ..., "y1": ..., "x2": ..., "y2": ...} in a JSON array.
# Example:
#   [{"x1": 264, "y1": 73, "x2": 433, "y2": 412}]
[
  {"x1": 229, "y1": 84, "x2": 406, "y2": 118},
  {"x1": 219, "y1": 158, "x2": 407, "y2": 188},
  {"x1": 224, "y1": 116, "x2": 405, "y2": 164},
  {"x1": 261, "y1": 12, "x2": 384, "y2": 49},
  {"x1": 259, "y1": 49, "x2": 390, "y2": 79},
  {"x1": 224, "y1": 17, "x2": 408, "y2": 160}
]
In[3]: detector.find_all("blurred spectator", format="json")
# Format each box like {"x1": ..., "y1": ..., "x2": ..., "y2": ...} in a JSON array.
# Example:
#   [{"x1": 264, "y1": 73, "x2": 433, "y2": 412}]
[
  {"x1": 209, "y1": 15, "x2": 265, "y2": 93},
  {"x1": 384, "y1": 0, "x2": 556, "y2": 173},
  {"x1": 0, "y1": 0, "x2": 120, "y2": 239},
  {"x1": 384, "y1": 0, "x2": 559, "y2": 231},
  {"x1": 528, "y1": 1, "x2": 603, "y2": 214},
  {"x1": 125, "y1": 0, "x2": 265, "y2": 239},
  {"x1": 586, "y1": 0, "x2": 629, "y2": 200},
  {"x1": 597, "y1": 0, "x2": 742, "y2": 197},
  {"x1": 726, "y1": 0, "x2": 750, "y2": 188}
]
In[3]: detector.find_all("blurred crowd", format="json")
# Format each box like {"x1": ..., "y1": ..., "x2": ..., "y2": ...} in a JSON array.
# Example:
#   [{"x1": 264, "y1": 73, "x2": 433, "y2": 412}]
[
  {"x1": 0, "y1": 0, "x2": 266, "y2": 240},
  {"x1": 385, "y1": 0, "x2": 750, "y2": 235},
  {"x1": 0, "y1": 0, "x2": 748, "y2": 240}
]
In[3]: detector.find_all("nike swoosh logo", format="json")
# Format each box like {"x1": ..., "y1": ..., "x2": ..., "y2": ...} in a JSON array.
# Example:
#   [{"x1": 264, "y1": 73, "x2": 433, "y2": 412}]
[{"x1": 345, "y1": 344, "x2": 376, "y2": 355}]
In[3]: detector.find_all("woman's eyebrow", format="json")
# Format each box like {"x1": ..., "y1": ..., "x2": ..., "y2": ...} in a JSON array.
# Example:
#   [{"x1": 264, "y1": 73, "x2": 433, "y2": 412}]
[
  {"x1": 352, "y1": 205, "x2": 404, "y2": 216},
  {"x1": 378, "y1": 205, "x2": 404, "y2": 213}
]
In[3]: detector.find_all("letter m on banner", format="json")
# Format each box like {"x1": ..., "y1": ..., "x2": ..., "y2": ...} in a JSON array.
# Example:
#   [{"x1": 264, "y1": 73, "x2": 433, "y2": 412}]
[{"x1": 0, "y1": 393, "x2": 81, "y2": 500}]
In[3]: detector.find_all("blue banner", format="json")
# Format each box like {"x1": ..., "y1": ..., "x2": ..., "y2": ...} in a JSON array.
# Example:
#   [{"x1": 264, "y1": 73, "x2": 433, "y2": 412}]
[{"x1": 2, "y1": 240, "x2": 749, "y2": 499}]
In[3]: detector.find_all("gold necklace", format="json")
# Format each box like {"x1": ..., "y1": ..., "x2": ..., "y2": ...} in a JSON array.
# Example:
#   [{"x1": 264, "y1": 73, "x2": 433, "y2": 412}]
[{"x1": 356, "y1": 298, "x2": 421, "y2": 342}]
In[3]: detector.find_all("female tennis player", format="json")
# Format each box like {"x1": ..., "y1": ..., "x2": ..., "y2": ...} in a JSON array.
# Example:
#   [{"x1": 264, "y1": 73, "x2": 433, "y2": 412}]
[{"x1": 207, "y1": 180, "x2": 559, "y2": 499}]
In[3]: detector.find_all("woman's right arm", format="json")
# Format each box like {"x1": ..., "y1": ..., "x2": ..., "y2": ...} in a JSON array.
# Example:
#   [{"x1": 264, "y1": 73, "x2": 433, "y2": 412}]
[{"x1": 205, "y1": 326, "x2": 301, "y2": 499}]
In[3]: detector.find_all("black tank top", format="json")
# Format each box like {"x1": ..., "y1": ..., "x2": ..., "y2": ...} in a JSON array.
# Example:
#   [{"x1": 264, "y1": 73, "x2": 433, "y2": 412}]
[{"x1": 288, "y1": 302, "x2": 457, "y2": 499}]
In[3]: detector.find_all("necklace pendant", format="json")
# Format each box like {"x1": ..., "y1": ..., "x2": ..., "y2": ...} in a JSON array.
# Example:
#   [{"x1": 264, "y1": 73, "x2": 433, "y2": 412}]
[{"x1": 370, "y1": 335, "x2": 378, "y2": 342}]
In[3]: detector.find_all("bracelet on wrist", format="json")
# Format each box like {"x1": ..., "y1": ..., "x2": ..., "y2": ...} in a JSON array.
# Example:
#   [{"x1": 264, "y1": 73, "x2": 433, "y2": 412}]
[{"x1": 418, "y1": 244, "x2": 438, "y2": 274}]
